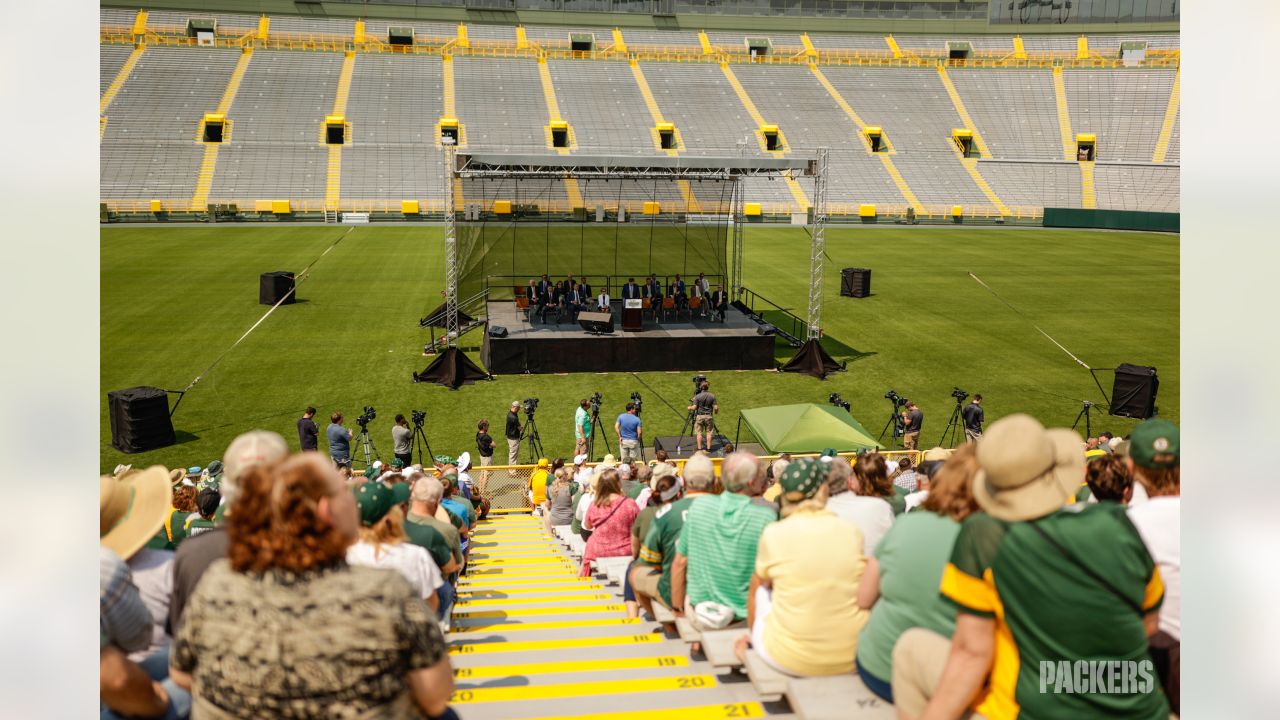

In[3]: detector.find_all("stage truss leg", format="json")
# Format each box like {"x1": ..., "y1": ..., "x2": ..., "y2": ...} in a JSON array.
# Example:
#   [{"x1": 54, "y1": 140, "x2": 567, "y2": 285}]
[
  {"x1": 443, "y1": 139, "x2": 459, "y2": 347},
  {"x1": 730, "y1": 177, "x2": 745, "y2": 300},
  {"x1": 805, "y1": 147, "x2": 829, "y2": 340}
]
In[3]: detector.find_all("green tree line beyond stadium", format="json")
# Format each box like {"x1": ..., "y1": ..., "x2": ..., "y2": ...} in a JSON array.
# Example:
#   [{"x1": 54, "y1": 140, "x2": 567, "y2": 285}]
[{"x1": 100, "y1": 226, "x2": 1177, "y2": 471}]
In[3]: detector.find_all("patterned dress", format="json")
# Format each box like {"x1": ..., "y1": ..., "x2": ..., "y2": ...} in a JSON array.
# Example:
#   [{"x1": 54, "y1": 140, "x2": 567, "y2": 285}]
[
  {"x1": 581, "y1": 494, "x2": 640, "y2": 576},
  {"x1": 172, "y1": 559, "x2": 447, "y2": 719}
]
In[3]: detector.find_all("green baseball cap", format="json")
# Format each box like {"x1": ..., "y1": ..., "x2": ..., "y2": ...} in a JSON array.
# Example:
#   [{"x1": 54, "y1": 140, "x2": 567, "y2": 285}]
[
  {"x1": 1128, "y1": 419, "x2": 1179, "y2": 469},
  {"x1": 390, "y1": 457, "x2": 405, "y2": 469},
  {"x1": 354, "y1": 482, "x2": 404, "y2": 527},
  {"x1": 779, "y1": 458, "x2": 824, "y2": 502}
]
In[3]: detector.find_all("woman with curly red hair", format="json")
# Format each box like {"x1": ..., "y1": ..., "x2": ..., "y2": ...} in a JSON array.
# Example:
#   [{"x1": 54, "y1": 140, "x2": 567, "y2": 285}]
[{"x1": 167, "y1": 452, "x2": 458, "y2": 719}]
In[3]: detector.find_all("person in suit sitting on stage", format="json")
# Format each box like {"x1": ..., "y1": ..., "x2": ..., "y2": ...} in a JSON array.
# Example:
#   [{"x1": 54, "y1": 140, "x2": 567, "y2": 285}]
[
  {"x1": 540, "y1": 281, "x2": 560, "y2": 324},
  {"x1": 669, "y1": 274, "x2": 688, "y2": 312},
  {"x1": 596, "y1": 288, "x2": 612, "y2": 313},
  {"x1": 622, "y1": 277, "x2": 642, "y2": 300},
  {"x1": 578, "y1": 277, "x2": 593, "y2": 301},
  {"x1": 564, "y1": 282, "x2": 584, "y2": 321},
  {"x1": 709, "y1": 285, "x2": 729, "y2": 322},
  {"x1": 538, "y1": 274, "x2": 552, "y2": 297},
  {"x1": 644, "y1": 275, "x2": 662, "y2": 301}
]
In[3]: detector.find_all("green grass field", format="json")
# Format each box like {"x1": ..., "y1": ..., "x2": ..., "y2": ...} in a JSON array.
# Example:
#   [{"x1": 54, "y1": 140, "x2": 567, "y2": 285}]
[{"x1": 101, "y1": 225, "x2": 1178, "y2": 471}]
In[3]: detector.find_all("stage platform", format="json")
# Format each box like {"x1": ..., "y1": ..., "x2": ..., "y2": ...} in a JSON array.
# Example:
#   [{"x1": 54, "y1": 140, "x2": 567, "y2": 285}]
[{"x1": 480, "y1": 300, "x2": 776, "y2": 374}]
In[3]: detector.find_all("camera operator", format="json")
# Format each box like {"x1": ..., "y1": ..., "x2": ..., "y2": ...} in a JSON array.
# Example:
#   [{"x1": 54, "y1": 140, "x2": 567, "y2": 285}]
[
  {"x1": 326, "y1": 412, "x2": 353, "y2": 468},
  {"x1": 615, "y1": 402, "x2": 643, "y2": 463},
  {"x1": 575, "y1": 399, "x2": 592, "y2": 457},
  {"x1": 961, "y1": 394, "x2": 985, "y2": 442},
  {"x1": 687, "y1": 380, "x2": 719, "y2": 452},
  {"x1": 392, "y1": 414, "x2": 413, "y2": 468},
  {"x1": 505, "y1": 401, "x2": 522, "y2": 467},
  {"x1": 900, "y1": 400, "x2": 924, "y2": 451}
]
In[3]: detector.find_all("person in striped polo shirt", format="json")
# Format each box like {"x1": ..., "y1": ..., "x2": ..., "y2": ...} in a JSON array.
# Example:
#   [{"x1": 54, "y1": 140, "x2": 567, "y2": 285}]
[{"x1": 671, "y1": 452, "x2": 777, "y2": 625}]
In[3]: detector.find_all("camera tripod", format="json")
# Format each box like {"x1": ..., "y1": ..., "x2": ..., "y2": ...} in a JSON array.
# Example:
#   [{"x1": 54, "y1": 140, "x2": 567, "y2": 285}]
[
  {"x1": 522, "y1": 411, "x2": 544, "y2": 463},
  {"x1": 1071, "y1": 400, "x2": 1099, "y2": 438},
  {"x1": 586, "y1": 405, "x2": 613, "y2": 461},
  {"x1": 355, "y1": 423, "x2": 380, "y2": 468},
  {"x1": 410, "y1": 421, "x2": 434, "y2": 467},
  {"x1": 878, "y1": 403, "x2": 906, "y2": 449},
  {"x1": 939, "y1": 399, "x2": 966, "y2": 448}
]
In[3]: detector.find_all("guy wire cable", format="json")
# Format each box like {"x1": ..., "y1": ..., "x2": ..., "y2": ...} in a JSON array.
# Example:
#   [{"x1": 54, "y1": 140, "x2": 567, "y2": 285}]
[
  {"x1": 628, "y1": 372, "x2": 690, "y2": 423},
  {"x1": 967, "y1": 271, "x2": 1091, "y2": 370},
  {"x1": 180, "y1": 226, "x2": 357, "y2": 394}
]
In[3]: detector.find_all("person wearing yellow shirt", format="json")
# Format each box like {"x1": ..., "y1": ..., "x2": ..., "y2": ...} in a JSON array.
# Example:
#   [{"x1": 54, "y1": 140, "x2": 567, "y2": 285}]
[{"x1": 529, "y1": 457, "x2": 551, "y2": 517}]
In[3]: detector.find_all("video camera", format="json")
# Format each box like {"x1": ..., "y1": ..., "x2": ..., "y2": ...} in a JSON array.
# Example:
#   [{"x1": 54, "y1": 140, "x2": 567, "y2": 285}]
[
  {"x1": 630, "y1": 391, "x2": 643, "y2": 415},
  {"x1": 692, "y1": 374, "x2": 708, "y2": 389},
  {"x1": 589, "y1": 392, "x2": 603, "y2": 414},
  {"x1": 951, "y1": 387, "x2": 969, "y2": 403},
  {"x1": 829, "y1": 393, "x2": 851, "y2": 412},
  {"x1": 411, "y1": 409, "x2": 426, "y2": 427},
  {"x1": 884, "y1": 390, "x2": 907, "y2": 408},
  {"x1": 522, "y1": 398, "x2": 539, "y2": 416},
  {"x1": 356, "y1": 405, "x2": 377, "y2": 428}
]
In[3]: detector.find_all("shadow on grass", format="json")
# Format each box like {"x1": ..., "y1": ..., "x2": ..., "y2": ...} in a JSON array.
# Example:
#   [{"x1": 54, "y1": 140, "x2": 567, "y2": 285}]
[
  {"x1": 172, "y1": 429, "x2": 202, "y2": 446},
  {"x1": 772, "y1": 334, "x2": 877, "y2": 366}
]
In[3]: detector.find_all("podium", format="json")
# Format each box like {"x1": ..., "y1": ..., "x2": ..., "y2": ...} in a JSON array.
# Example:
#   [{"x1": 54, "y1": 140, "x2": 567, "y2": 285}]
[{"x1": 622, "y1": 298, "x2": 643, "y2": 332}]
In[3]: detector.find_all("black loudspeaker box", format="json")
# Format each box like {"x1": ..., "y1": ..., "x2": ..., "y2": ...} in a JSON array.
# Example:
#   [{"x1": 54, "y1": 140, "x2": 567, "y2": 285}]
[
  {"x1": 259, "y1": 271, "x2": 296, "y2": 305},
  {"x1": 108, "y1": 386, "x2": 176, "y2": 453},
  {"x1": 840, "y1": 268, "x2": 871, "y2": 298},
  {"x1": 488, "y1": 325, "x2": 508, "y2": 338},
  {"x1": 578, "y1": 311, "x2": 614, "y2": 334},
  {"x1": 1110, "y1": 364, "x2": 1159, "y2": 419}
]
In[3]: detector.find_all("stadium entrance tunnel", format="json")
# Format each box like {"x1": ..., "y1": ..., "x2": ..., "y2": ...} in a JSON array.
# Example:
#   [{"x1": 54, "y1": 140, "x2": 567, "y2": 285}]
[
  {"x1": 657, "y1": 122, "x2": 676, "y2": 150},
  {"x1": 746, "y1": 36, "x2": 772, "y2": 58},
  {"x1": 952, "y1": 128, "x2": 974, "y2": 157},
  {"x1": 864, "y1": 126, "x2": 887, "y2": 153},
  {"x1": 388, "y1": 26, "x2": 414, "y2": 46},
  {"x1": 325, "y1": 115, "x2": 347, "y2": 145},
  {"x1": 761, "y1": 124, "x2": 781, "y2": 151},
  {"x1": 550, "y1": 120, "x2": 571, "y2": 148},
  {"x1": 570, "y1": 33, "x2": 594, "y2": 52},
  {"x1": 440, "y1": 117, "x2": 460, "y2": 144},
  {"x1": 201, "y1": 113, "x2": 225, "y2": 143},
  {"x1": 1076, "y1": 133, "x2": 1096, "y2": 161},
  {"x1": 947, "y1": 41, "x2": 973, "y2": 61}
]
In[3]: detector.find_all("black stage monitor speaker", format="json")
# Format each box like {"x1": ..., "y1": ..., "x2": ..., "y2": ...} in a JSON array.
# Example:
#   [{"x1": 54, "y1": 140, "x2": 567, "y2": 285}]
[
  {"x1": 259, "y1": 271, "x2": 296, "y2": 305},
  {"x1": 578, "y1": 311, "x2": 614, "y2": 334},
  {"x1": 840, "y1": 267, "x2": 871, "y2": 298},
  {"x1": 108, "y1": 386, "x2": 176, "y2": 453},
  {"x1": 1110, "y1": 364, "x2": 1159, "y2": 419},
  {"x1": 488, "y1": 325, "x2": 508, "y2": 338}
]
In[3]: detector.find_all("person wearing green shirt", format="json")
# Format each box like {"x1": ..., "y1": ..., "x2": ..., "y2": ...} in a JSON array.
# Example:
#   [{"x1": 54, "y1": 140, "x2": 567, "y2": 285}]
[
  {"x1": 574, "y1": 399, "x2": 592, "y2": 458},
  {"x1": 854, "y1": 443, "x2": 981, "y2": 703},
  {"x1": 671, "y1": 452, "x2": 776, "y2": 623},
  {"x1": 631, "y1": 455, "x2": 714, "y2": 617},
  {"x1": 896, "y1": 415, "x2": 1168, "y2": 720}
]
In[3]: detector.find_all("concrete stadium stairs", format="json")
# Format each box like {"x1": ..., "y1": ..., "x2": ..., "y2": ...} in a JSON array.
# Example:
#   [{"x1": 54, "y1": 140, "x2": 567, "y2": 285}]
[{"x1": 450, "y1": 511, "x2": 788, "y2": 719}]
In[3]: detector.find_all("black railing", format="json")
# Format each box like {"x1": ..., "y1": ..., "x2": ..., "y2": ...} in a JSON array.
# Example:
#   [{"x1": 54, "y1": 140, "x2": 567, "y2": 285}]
[{"x1": 736, "y1": 287, "x2": 808, "y2": 347}]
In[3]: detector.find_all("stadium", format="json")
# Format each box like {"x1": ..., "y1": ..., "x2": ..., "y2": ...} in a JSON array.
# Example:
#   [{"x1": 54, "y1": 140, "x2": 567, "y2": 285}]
[{"x1": 98, "y1": 0, "x2": 1180, "y2": 718}]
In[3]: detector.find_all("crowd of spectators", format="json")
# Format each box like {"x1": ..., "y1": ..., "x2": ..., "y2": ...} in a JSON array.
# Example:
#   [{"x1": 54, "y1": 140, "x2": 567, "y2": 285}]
[{"x1": 103, "y1": 410, "x2": 1180, "y2": 719}]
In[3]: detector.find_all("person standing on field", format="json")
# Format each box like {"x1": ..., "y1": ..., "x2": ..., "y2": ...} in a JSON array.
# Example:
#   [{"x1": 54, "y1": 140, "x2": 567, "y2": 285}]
[
  {"x1": 575, "y1": 399, "x2": 592, "y2": 458},
  {"x1": 505, "y1": 401, "x2": 522, "y2": 469},
  {"x1": 615, "y1": 402, "x2": 643, "y2": 463}
]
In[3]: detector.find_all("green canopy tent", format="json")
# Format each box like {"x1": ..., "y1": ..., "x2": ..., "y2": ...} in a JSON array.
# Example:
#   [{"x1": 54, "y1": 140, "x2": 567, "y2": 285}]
[{"x1": 738, "y1": 403, "x2": 883, "y2": 454}]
